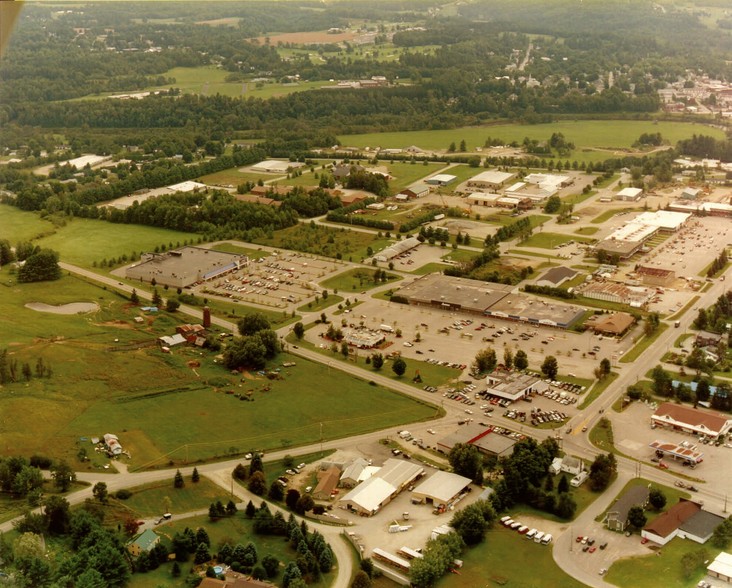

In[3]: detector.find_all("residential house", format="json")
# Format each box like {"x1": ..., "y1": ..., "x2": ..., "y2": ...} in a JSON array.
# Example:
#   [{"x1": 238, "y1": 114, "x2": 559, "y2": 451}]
[
  {"x1": 605, "y1": 485, "x2": 650, "y2": 532},
  {"x1": 313, "y1": 466, "x2": 341, "y2": 500},
  {"x1": 127, "y1": 529, "x2": 160, "y2": 557}
]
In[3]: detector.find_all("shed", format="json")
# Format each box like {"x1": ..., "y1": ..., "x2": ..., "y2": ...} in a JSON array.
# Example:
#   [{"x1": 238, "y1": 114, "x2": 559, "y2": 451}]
[{"x1": 708, "y1": 552, "x2": 732, "y2": 583}]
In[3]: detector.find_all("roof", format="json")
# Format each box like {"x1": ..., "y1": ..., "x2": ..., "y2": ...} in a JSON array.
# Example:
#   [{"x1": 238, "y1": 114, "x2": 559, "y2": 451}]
[
  {"x1": 468, "y1": 170, "x2": 515, "y2": 185},
  {"x1": 341, "y1": 476, "x2": 395, "y2": 513},
  {"x1": 427, "y1": 174, "x2": 457, "y2": 183},
  {"x1": 607, "y1": 485, "x2": 649, "y2": 523},
  {"x1": 167, "y1": 180, "x2": 208, "y2": 193},
  {"x1": 680, "y1": 509, "x2": 725, "y2": 539},
  {"x1": 696, "y1": 329, "x2": 722, "y2": 342},
  {"x1": 412, "y1": 471, "x2": 471, "y2": 504},
  {"x1": 129, "y1": 529, "x2": 158, "y2": 551},
  {"x1": 644, "y1": 500, "x2": 701, "y2": 539},
  {"x1": 636, "y1": 265, "x2": 674, "y2": 278},
  {"x1": 538, "y1": 266, "x2": 578, "y2": 285},
  {"x1": 437, "y1": 423, "x2": 516, "y2": 456},
  {"x1": 617, "y1": 187, "x2": 643, "y2": 198},
  {"x1": 377, "y1": 458, "x2": 424, "y2": 489},
  {"x1": 586, "y1": 312, "x2": 636, "y2": 335},
  {"x1": 708, "y1": 552, "x2": 732, "y2": 578},
  {"x1": 313, "y1": 466, "x2": 341, "y2": 496},
  {"x1": 561, "y1": 456, "x2": 582, "y2": 471},
  {"x1": 159, "y1": 333, "x2": 187, "y2": 346},
  {"x1": 634, "y1": 210, "x2": 690, "y2": 230},
  {"x1": 341, "y1": 458, "x2": 369, "y2": 482},
  {"x1": 652, "y1": 402, "x2": 730, "y2": 435}
]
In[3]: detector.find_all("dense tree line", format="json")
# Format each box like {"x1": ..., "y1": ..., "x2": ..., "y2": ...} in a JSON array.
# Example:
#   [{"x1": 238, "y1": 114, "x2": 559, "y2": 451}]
[{"x1": 224, "y1": 313, "x2": 281, "y2": 370}]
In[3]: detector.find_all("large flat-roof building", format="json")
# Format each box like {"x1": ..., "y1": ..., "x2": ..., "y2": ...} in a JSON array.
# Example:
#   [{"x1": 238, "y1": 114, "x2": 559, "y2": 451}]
[
  {"x1": 374, "y1": 237, "x2": 421, "y2": 262},
  {"x1": 465, "y1": 170, "x2": 516, "y2": 192},
  {"x1": 436, "y1": 423, "x2": 517, "y2": 457},
  {"x1": 249, "y1": 160, "x2": 306, "y2": 174},
  {"x1": 393, "y1": 274, "x2": 513, "y2": 314},
  {"x1": 485, "y1": 372, "x2": 550, "y2": 402},
  {"x1": 615, "y1": 187, "x2": 643, "y2": 201},
  {"x1": 581, "y1": 281, "x2": 654, "y2": 308},
  {"x1": 485, "y1": 293, "x2": 585, "y2": 329},
  {"x1": 125, "y1": 246, "x2": 248, "y2": 288},
  {"x1": 424, "y1": 174, "x2": 457, "y2": 187}
]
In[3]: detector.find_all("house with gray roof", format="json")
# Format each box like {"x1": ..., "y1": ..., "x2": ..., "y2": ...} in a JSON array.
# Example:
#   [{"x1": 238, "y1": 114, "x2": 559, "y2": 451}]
[{"x1": 605, "y1": 485, "x2": 650, "y2": 532}]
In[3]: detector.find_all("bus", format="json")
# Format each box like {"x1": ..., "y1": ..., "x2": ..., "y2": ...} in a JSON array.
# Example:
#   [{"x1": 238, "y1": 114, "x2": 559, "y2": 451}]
[{"x1": 397, "y1": 547, "x2": 423, "y2": 560}]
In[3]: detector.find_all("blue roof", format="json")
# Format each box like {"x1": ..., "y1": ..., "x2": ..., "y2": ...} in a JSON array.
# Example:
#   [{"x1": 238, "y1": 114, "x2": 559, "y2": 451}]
[{"x1": 671, "y1": 380, "x2": 728, "y2": 398}]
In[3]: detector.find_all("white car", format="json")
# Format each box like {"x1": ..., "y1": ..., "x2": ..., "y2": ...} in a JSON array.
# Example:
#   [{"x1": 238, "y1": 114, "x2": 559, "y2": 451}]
[
  {"x1": 403, "y1": 342, "x2": 413, "y2": 347},
  {"x1": 427, "y1": 429, "x2": 436, "y2": 435}
]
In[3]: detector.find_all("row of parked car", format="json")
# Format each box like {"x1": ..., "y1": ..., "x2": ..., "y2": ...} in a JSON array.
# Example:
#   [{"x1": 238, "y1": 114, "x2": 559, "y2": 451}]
[
  {"x1": 500, "y1": 516, "x2": 552, "y2": 544},
  {"x1": 576, "y1": 535, "x2": 607, "y2": 553},
  {"x1": 425, "y1": 358, "x2": 467, "y2": 370},
  {"x1": 531, "y1": 409, "x2": 568, "y2": 425}
]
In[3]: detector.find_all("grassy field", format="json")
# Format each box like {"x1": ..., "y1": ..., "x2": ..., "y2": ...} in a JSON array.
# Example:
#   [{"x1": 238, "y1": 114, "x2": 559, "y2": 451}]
[
  {"x1": 198, "y1": 168, "x2": 277, "y2": 187},
  {"x1": 0, "y1": 205, "x2": 57, "y2": 242},
  {"x1": 519, "y1": 232, "x2": 594, "y2": 250},
  {"x1": 438, "y1": 524, "x2": 586, "y2": 588},
  {"x1": 129, "y1": 512, "x2": 333, "y2": 588},
  {"x1": 106, "y1": 477, "x2": 230, "y2": 521},
  {"x1": 578, "y1": 372, "x2": 619, "y2": 410},
  {"x1": 606, "y1": 536, "x2": 719, "y2": 588},
  {"x1": 591, "y1": 207, "x2": 643, "y2": 224},
  {"x1": 0, "y1": 266, "x2": 435, "y2": 468},
  {"x1": 339, "y1": 121, "x2": 727, "y2": 164},
  {"x1": 619, "y1": 324, "x2": 669, "y2": 363},
  {"x1": 320, "y1": 267, "x2": 400, "y2": 293},
  {"x1": 575, "y1": 226, "x2": 600, "y2": 236},
  {"x1": 209, "y1": 242, "x2": 270, "y2": 260},
  {"x1": 12, "y1": 213, "x2": 198, "y2": 267}
]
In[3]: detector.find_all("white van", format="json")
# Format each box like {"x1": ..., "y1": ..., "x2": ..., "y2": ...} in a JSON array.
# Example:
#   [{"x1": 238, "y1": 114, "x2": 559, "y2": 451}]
[
  {"x1": 526, "y1": 529, "x2": 537, "y2": 539},
  {"x1": 541, "y1": 534, "x2": 553, "y2": 545},
  {"x1": 571, "y1": 471, "x2": 589, "y2": 487},
  {"x1": 533, "y1": 531, "x2": 545, "y2": 543}
]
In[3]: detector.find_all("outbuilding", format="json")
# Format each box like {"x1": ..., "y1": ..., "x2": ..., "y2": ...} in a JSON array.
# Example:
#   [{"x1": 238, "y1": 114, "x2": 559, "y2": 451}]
[
  {"x1": 411, "y1": 471, "x2": 471, "y2": 507},
  {"x1": 425, "y1": 174, "x2": 457, "y2": 187}
]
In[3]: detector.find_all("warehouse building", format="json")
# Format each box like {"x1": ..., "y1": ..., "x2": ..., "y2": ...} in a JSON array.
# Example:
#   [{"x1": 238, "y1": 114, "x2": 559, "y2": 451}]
[
  {"x1": 411, "y1": 471, "x2": 471, "y2": 507},
  {"x1": 465, "y1": 170, "x2": 516, "y2": 192},
  {"x1": 392, "y1": 274, "x2": 513, "y2": 314},
  {"x1": 339, "y1": 459, "x2": 424, "y2": 516}
]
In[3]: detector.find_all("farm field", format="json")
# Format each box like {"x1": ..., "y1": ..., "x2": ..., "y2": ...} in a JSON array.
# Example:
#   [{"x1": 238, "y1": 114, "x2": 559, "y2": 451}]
[
  {"x1": 339, "y1": 120, "x2": 726, "y2": 163},
  {"x1": 438, "y1": 524, "x2": 586, "y2": 588}
]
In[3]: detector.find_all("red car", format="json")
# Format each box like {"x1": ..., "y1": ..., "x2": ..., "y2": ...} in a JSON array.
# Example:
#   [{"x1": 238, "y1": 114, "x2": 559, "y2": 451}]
[
  {"x1": 589, "y1": 546, "x2": 597, "y2": 553},
  {"x1": 641, "y1": 537, "x2": 649, "y2": 544},
  {"x1": 576, "y1": 536, "x2": 584, "y2": 543}
]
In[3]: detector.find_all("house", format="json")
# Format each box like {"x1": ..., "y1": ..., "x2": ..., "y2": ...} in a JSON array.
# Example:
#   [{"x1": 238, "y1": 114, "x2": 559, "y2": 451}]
[
  {"x1": 199, "y1": 576, "x2": 275, "y2": 588},
  {"x1": 127, "y1": 529, "x2": 160, "y2": 556},
  {"x1": 708, "y1": 552, "x2": 732, "y2": 583},
  {"x1": 549, "y1": 457, "x2": 563, "y2": 475},
  {"x1": 535, "y1": 267, "x2": 578, "y2": 288},
  {"x1": 559, "y1": 456, "x2": 584, "y2": 476},
  {"x1": 652, "y1": 402, "x2": 732, "y2": 437},
  {"x1": 331, "y1": 164, "x2": 364, "y2": 181},
  {"x1": 103, "y1": 433, "x2": 123, "y2": 456},
  {"x1": 312, "y1": 466, "x2": 342, "y2": 500},
  {"x1": 695, "y1": 330, "x2": 723, "y2": 348},
  {"x1": 605, "y1": 485, "x2": 650, "y2": 532},
  {"x1": 642, "y1": 500, "x2": 702, "y2": 545}
]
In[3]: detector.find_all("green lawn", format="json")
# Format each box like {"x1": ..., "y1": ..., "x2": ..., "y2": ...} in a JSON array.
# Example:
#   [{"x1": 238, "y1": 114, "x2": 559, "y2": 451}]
[
  {"x1": 107, "y1": 477, "x2": 230, "y2": 520},
  {"x1": 575, "y1": 226, "x2": 600, "y2": 236},
  {"x1": 383, "y1": 161, "x2": 447, "y2": 194},
  {"x1": 437, "y1": 524, "x2": 586, "y2": 588},
  {"x1": 595, "y1": 478, "x2": 691, "y2": 525},
  {"x1": 578, "y1": 372, "x2": 619, "y2": 410},
  {"x1": 197, "y1": 168, "x2": 277, "y2": 187},
  {"x1": 339, "y1": 121, "x2": 725, "y2": 164},
  {"x1": 320, "y1": 267, "x2": 400, "y2": 293},
  {"x1": 30, "y1": 216, "x2": 197, "y2": 267},
  {"x1": 519, "y1": 232, "x2": 593, "y2": 250},
  {"x1": 209, "y1": 243, "x2": 270, "y2": 260},
  {"x1": 606, "y1": 537, "x2": 719, "y2": 588},
  {"x1": 620, "y1": 324, "x2": 669, "y2": 363},
  {"x1": 591, "y1": 207, "x2": 643, "y2": 224}
]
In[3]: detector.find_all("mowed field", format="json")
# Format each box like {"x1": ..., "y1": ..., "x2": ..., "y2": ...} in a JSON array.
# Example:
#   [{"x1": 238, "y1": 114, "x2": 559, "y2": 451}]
[
  {"x1": 0, "y1": 205, "x2": 198, "y2": 269},
  {"x1": 0, "y1": 266, "x2": 435, "y2": 468},
  {"x1": 338, "y1": 120, "x2": 727, "y2": 163}
]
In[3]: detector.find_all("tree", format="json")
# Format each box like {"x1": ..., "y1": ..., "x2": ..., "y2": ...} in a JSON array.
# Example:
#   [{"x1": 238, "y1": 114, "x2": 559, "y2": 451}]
[
  {"x1": 392, "y1": 357, "x2": 407, "y2": 377},
  {"x1": 557, "y1": 474, "x2": 569, "y2": 494},
  {"x1": 628, "y1": 505, "x2": 647, "y2": 529},
  {"x1": 44, "y1": 495, "x2": 71, "y2": 535},
  {"x1": 293, "y1": 322, "x2": 305, "y2": 340},
  {"x1": 130, "y1": 289, "x2": 139, "y2": 304},
  {"x1": 51, "y1": 460, "x2": 76, "y2": 492},
  {"x1": 651, "y1": 365, "x2": 672, "y2": 397},
  {"x1": 543, "y1": 195, "x2": 562, "y2": 213},
  {"x1": 194, "y1": 542, "x2": 211, "y2": 565},
  {"x1": 541, "y1": 355, "x2": 559, "y2": 380},
  {"x1": 681, "y1": 548, "x2": 710, "y2": 580},
  {"x1": 448, "y1": 443, "x2": 483, "y2": 484},
  {"x1": 151, "y1": 288, "x2": 162, "y2": 307},
  {"x1": 450, "y1": 501, "x2": 495, "y2": 545},
  {"x1": 708, "y1": 514, "x2": 732, "y2": 547},
  {"x1": 191, "y1": 467, "x2": 200, "y2": 483},
  {"x1": 588, "y1": 453, "x2": 616, "y2": 492},
  {"x1": 473, "y1": 347, "x2": 497, "y2": 373},
  {"x1": 555, "y1": 493, "x2": 577, "y2": 519},
  {"x1": 599, "y1": 358, "x2": 612, "y2": 379},
  {"x1": 248, "y1": 471, "x2": 267, "y2": 496},
  {"x1": 514, "y1": 349, "x2": 528, "y2": 371},
  {"x1": 282, "y1": 561, "x2": 302, "y2": 588},
  {"x1": 351, "y1": 570, "x2": 372, "y2": 588},
  {"x1": 92, "y1": 482, "x2": 108, "y2": 504},
  {"x1": 17, "y1": 249, "x2": 61, "y2": 283},
  {"x1": 371, "y1": 353, "x2": 384, "y2": 370},
  {"x1": 174, "y1": 469, "x2": 184, "y2": 489},
  {"x1": 268, "y1": 480, "x2": 284, "y2": 501},
  {"x1": 286, "y1": 489, "x2": 301, "y2": 511},
  {"x1": 238, "y1": 313, "x2": 271, "y2": 336},
  {"x1": 165, "y1": 298, "x2": 180, "y2": 312},
  {"x1": 76, "y1": 568, "x2": 107, "y2": 588},
  {"x1": 648, "y1": 488, "x2": 666, "y2": 511},
  {"x1": 250, "y1": 453, "x2": 264, "y2": 475},
  {"x1": 171, "y1": 562, "x2": 181, "y2": 578},
  {"x1": 295, "y1": 494, "x2": 315, "y2": 515}
]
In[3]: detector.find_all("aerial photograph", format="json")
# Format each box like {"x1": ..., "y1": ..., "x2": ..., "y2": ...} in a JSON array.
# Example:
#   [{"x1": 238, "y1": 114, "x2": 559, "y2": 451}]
[{"x1": 1, "y1": 0, "x2": 732, "y2": 586}]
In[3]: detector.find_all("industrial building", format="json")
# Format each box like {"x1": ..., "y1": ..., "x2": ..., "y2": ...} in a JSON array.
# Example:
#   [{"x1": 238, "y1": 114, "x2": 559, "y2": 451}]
[
  {"x1": 249, "y1": 159, "x2": 306, "y2": 174},
  {"x1": 424, "y1": 174, "x2": 457, "y2": 187},
  {"x1": 485, "y1": 372, "x2": 550, "y2": 402},
  {"x1": 464, "y1": 170, "x2": 516, "y2": 192},
  {"x1": 339, "y1": 459, "x2": 424, "y2": 516},
  {"x1": 374, "y1": 237, "x2": 421, "y2": 262},
  {"x1": 411, "y1": 471, "x2": 471, "y2": 507},
  {"x1": 436, "y1": 423, "x2": 517, "y2": 457},
  {"x1": 615, "y1": 187, "x2": 643, "y2": 201}
]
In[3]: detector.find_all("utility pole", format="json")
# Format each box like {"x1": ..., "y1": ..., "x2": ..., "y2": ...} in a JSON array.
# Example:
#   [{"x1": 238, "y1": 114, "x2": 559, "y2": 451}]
[{"x1": 320, "y1": 422, "x2": 323, "y2": 453}]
